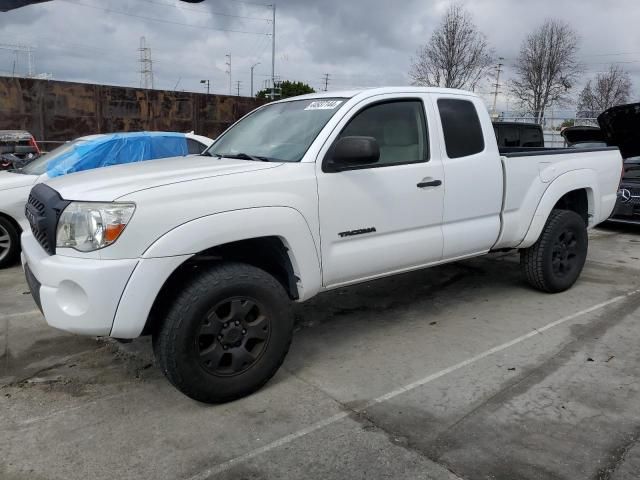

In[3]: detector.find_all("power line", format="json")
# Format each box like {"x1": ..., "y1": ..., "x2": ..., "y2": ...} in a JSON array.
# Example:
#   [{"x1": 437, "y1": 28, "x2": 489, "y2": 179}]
[
  {"x1": 0, "y1": 43, "x2": 34, "y2": 77},
  {"x1": 58, "y1": 0, "x2": 272, "y2": 36},
  {"x1": 135, "y1": 0, "x2": 272, "y2": 22},
  {"x1": 221, "y1": 0, "x2": 273, "y2": 8}
]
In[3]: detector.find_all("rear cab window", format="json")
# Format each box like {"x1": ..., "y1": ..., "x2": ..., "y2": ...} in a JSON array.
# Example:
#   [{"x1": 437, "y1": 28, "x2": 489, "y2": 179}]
[{"x1": 437, "y1": 99, "x2": 485, "y2": 158}]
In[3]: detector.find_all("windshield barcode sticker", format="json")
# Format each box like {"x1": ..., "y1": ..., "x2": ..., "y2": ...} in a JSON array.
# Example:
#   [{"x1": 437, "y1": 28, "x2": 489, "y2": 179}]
[{"x1": 305, "y1": 100, "x2": 343, "y2": 111}]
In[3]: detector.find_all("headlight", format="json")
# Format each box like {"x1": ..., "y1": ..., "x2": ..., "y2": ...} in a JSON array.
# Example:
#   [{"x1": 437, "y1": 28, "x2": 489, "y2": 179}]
[{"x1": 56, "y1": 202, "x2": 135, "y2": 252}]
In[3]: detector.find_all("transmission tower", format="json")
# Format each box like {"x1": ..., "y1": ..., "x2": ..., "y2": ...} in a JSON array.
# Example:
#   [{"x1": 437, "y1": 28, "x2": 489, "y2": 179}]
[
  {"x1": 322, "y1": 73, "x2": 330, "y2": 92},
  {"x1": 236, "y1": 80, "x2": 242, "y2": 97},
  {"x1": 138, "y1": 36, "x2": 154, "y2": 89},
  {"x1": 225, "y1": 54, "x2": 232, "y2": 95}
]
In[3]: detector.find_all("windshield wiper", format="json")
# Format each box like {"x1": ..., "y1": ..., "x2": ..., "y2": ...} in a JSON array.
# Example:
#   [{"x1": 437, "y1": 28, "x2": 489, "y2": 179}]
[{"x1": 214, "y1": 152, "x2": 273, "y2": 162}]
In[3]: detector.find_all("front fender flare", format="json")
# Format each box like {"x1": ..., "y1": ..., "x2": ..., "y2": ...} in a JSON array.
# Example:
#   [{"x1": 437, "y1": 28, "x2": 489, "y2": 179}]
[
  {"x1": 143, "y1": 206, "x2": 322, "y2": 300},
  {"x1": 110, "y1": 207, "x2": 322, "y2": 338}
]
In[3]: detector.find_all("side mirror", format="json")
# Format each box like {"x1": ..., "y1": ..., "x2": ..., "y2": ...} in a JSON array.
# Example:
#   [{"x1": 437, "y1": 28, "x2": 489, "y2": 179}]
[{"x1": 325, "y1": 136, "x2": 380, "y2": 172}]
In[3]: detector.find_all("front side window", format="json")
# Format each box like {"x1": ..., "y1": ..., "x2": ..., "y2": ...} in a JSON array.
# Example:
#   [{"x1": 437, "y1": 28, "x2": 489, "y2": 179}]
[
  {"x1": 438, "y1": 98, "x2": 485, "y2": 158},
  {"x1": 207, "y1": 98, "x2": 346, "y2": 162},
  {"x1": 338, "y1": 100, "x2": 428, "y2": 166}
]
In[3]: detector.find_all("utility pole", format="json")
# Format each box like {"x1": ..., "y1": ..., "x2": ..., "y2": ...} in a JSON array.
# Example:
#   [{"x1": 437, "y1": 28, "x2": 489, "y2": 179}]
[
  {"x1": 225, "y1": 54, "x2": 232, "y2": 95},
  {"x1": 200, "y1": 79, "x2": 210, "y2": 94},
  {"x1": 250, "y1": 62, "x2": 260, "y2": 98},
  {"x1": 491, "y1": 57, "x2": 504, "y2": 118},
  {"x1": 236, "y1": 80, "x2": 242, "y2": 97},
  {"x1": 138, "y1": 36, "x2": 154, "y2": 89},
  {"x1": 322, "y1": 73, "x2": 330, "y2": 92},
  {"x1": 270, "y1": 3, "x2": 276, "y2": 100}
]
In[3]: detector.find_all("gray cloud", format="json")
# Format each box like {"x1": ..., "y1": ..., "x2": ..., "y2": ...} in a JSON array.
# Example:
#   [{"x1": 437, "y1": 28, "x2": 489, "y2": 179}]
[{"x1": 0, "y1": 0, "x2": 638, "y2": 112}]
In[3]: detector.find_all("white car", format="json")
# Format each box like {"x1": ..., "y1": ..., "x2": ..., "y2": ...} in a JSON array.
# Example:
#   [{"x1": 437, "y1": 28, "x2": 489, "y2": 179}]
[
  {"x1": 0, "y1": 131, "x2": 213, "y2": 268},
  {"x1": 21, "y1": 87, "x2": 622, "y2": 403}
]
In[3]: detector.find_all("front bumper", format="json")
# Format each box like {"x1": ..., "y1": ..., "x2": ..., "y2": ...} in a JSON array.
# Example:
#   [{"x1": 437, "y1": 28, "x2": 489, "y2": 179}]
[
  {"x1": 609, "y1": 185, "x2": 640, "y2": 224},
  {"x1": 21, "y1": 231, "x2": 138, "y2": 336}
]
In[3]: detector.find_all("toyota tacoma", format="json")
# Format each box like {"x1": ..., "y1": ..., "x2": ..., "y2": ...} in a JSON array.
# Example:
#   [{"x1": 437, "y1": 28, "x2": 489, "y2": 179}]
[{"x1": 21, "y1": 88, "x2": 622, "y2": 403}]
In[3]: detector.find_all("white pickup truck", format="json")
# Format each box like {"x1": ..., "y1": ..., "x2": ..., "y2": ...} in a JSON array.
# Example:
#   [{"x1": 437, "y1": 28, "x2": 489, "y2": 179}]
[{"x1": 21, "y1": 87, "x2": 622, "y2": 403}]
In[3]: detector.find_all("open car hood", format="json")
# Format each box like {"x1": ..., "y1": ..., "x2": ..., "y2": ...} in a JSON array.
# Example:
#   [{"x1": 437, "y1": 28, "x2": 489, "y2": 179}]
[
  {"x1": 598, "y1": 103, "x2": 640, "y2": 159},
  {"x1": 560, "y1": 126, "x2": 604, "y2": 146}
]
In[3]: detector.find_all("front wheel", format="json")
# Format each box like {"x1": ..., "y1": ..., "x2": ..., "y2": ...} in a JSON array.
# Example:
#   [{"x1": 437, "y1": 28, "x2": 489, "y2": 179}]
[
  {"x1": 0, "y1": 217, "x2": 20, "y2": 269},
  {"x1": 520, "y1": 209, "x2": 588, "y2": 293},
  {"x1": 153, "y1": 262, "x2": 293, "y2": 403}
]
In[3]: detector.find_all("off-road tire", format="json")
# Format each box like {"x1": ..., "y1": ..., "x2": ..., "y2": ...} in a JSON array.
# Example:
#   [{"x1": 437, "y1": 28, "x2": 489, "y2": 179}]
[
  {"x1": 521, "y1": 209, "x2": 588, "y2": 293},
  {"x1": 153, "y1": 262, "x2": 293, "y2": 403},
  {"x1": 0, "y1": 217, "x2": 20, "y2": 269}
]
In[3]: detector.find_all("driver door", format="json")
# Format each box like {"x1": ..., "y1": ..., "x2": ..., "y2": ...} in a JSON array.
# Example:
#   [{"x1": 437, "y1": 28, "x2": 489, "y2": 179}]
[{"x1": 316, "y1": 96, "x2": 445, "y2": 288}]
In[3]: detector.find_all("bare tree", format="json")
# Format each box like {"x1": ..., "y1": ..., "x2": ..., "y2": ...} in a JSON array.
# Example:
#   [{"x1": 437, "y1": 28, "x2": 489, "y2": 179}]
[
  {"x1": 510, "y1": 19, "x2": 581, "y2": 123},
  {"x1": 409, "y1": 4, "x2": 493, "y2": 90},
  {"x1": 577, "y1": 65, "x2": 632, "y2": 117}
]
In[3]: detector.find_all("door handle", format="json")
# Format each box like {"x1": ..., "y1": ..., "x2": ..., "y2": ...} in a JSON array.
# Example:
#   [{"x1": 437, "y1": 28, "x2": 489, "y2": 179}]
[{"x1": 417, "y1": 179, "x2": 442, "y2": 188}]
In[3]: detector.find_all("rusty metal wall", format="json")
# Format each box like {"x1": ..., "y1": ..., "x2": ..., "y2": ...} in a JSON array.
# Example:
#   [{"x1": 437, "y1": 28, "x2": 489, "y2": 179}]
[{"x1": 0, "y1": 77, "x2": 264, "y2": 142}]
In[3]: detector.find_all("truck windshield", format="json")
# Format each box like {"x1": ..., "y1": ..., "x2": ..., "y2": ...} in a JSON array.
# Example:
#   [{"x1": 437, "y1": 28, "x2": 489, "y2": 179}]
[{"x1": 205, "y1": 98, "x2": 346, "y2": 162}]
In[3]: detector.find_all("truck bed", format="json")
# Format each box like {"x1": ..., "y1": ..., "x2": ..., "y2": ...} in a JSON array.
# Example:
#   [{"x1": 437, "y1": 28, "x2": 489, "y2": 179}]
[
  {"x1": 499, "y1": 146, "x2": 619, "y2": 157},
  {"x1": 494, "y1": 147, "x2": 622, "y2": 250}
]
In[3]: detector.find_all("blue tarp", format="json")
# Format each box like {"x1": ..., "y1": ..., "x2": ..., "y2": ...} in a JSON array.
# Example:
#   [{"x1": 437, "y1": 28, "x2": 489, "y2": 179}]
[{"x1": 46, "y1": 132, "x2": 189, "y2": 178}]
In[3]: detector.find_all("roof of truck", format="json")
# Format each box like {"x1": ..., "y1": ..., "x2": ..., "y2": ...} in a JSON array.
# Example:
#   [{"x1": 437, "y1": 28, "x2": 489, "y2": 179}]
[{"x1": 282, "y1": 86, "x2": 477, "y2": 102}]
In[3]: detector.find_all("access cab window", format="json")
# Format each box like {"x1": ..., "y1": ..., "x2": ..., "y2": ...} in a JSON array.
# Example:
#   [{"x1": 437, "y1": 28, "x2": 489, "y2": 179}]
[
  {"x1": 336, "y1": 100, "x2": 429, "y2": 167},
  {"x1": 437, "y1": 98, "x2": 485, "y2": 158}
]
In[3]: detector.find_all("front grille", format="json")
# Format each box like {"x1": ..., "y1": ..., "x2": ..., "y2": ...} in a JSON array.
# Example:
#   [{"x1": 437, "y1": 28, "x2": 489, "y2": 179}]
[
  {"x1": 619, "y1": 185, "x2": 640, "y2": 206},
  {"x1": 25, "y1": 184, "x2": 70, "y2": 255},
  {"x1": 27, "y1": 193, "x2": 50, "y2": 252}
]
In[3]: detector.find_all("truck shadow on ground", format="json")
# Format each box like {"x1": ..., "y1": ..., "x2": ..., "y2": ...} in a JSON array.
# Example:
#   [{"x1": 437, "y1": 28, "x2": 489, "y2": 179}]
[{"x1": 291, "y1": 253, "x2": 521, "y2": 332}]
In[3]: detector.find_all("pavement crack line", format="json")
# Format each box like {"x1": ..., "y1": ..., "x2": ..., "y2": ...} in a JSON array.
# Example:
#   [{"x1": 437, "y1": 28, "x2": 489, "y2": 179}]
[
  {"x1": 281, "y1": 369, "x2": 468, "y2": 478},
  {"x1": 185, "y1": 288, "x2": 640, "y2": 480},
  {"x1": 595, "y1": 427, "x2": 640, "y2": 480}
]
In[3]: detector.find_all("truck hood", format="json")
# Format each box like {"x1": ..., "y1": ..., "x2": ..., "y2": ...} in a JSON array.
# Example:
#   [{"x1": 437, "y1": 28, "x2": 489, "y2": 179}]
[
  {"x1": 44, "y1": 155, "x2": 282, "y2": 201},
  {"x1": 598, "y1": 103, "x2": 640, "y2": 158},
  {"x1": 0, "y1": 170, "x2": 38, "y2": 191}
]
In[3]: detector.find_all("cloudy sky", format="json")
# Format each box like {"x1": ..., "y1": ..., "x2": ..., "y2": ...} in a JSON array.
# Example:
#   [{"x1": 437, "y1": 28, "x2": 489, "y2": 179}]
[{"x1": 1, "y1": 0, "x2": 639, "y2": 113}]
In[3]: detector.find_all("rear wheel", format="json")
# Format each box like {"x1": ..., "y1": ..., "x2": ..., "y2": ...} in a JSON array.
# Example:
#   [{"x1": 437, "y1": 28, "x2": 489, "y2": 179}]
[
  {"x1": 521, "y1": 209, "x2": 588, "y2": 293},
  {"x1": 0, "y1": 217, "x2": 20, "y2": 269},
  {"x1": 153, "y1": 262, "x2": 293, "y2": 403}
]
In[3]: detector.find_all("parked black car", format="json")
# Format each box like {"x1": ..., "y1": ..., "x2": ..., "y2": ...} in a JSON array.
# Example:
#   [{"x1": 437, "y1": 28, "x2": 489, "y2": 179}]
[
  {"x1": 610, "y1": 157, "x2": 640, "y2": 224},
  {"x1": 598, "y1": 103, "x2": 640, "y2": 224},
  {"x1": 493, "y1": 122, "x2": 544, "y2": 148}
]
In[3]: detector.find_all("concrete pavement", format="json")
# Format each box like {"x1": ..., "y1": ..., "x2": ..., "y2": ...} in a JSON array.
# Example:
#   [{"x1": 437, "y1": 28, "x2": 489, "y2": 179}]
[{"x1": 1, "y1": 225, "x2": 639, "y2": 480}]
